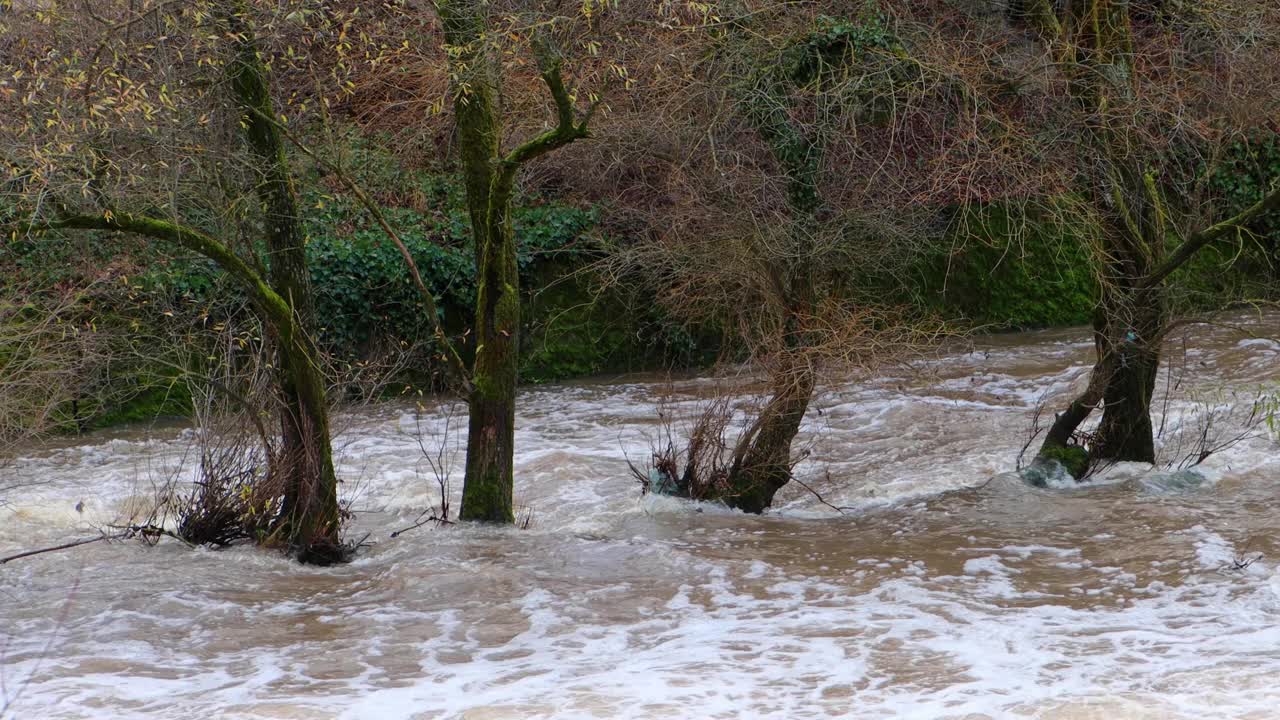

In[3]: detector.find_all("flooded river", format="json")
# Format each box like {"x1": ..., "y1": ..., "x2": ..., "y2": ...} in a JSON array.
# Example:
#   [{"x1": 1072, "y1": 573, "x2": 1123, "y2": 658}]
[{"x1": 2, "y1": 315, "x2": 1279, "y2": 719}]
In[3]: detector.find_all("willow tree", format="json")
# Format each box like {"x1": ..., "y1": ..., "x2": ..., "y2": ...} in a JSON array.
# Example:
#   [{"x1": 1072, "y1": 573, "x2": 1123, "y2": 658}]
[
  {"x1": 596, "y1": 5, "x2": 956, "y2": 512},
  {"x1": 1011, "y1": 0, "x2": 1280, "y2": 469},
  {"x1": 1, "y1": 1, "x2": 343, "y2": 561},
  {"x1": 433, "y1": 1, "x2": 599, "y2": 522},
  {"x1": 709, "y1": 13, "x2": 901, "y2": 513}
]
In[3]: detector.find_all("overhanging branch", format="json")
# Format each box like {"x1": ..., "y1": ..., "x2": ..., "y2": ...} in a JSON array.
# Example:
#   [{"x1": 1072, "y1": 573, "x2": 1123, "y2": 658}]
[
  {"x1": 1141, "y1": 183, "x2": 1280, "y2": 290},
  {"x1": 245, "y1": 107, "x2": 473, "y2": 394},
  {"x1": 12, "y1": 212, "x2": 298, "y2": 341}
]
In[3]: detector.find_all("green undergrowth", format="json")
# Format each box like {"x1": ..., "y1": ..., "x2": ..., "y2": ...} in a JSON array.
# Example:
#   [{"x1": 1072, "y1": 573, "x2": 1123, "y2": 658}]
[
  {"x1": 918, "y1": 202, "x2": 1097, "y2": 330},
  {"x1": 89, "y1": 379, "x2": 193, "y2": 429},
  {"x1": 6, "y1": 133, "x2": 700, "y2": 430},
  {"x1": 11, "y1": 128, "x2": 1269, "y2": 431},
  {"x1": 289, "y1": 136, "x2": 689, "y2": 382}
]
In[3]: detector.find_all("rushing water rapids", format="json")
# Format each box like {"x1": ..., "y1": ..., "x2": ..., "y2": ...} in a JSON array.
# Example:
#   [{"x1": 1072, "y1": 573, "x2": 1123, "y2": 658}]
[{"x1": 2, "y1": 315, "x2": 1279, "y2": 719}]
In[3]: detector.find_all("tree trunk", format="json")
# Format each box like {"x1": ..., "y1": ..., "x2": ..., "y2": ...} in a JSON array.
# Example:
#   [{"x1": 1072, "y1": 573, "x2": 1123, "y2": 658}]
[
  {"x1": 225, "y1": 1, "x2": 341, "y2": 559},
  {"x1": 716, "y1": 45, "x2": 827, "y2": 513},
  {"x1": 1040, "y1": 310, "x2": 1112, "y2": 453},
  {"x1": 437, "y1": 0, "x2": 516, "y2": 523},
  {"x1": 725, "y1": 360, "x2": 816, "y2": 514},
  {"x1": 459, "y1": 187, "x2": 520, "y2": 523},
  {"x1": 1091, "y1": 287, "x2": 1163, "y2": 463},
  {"x1": 435, "y1": 0, "x2": 592, "y2": 521},
  {"x1": 1038, "y1": 240, "x2": 1166, "y2": 470},
  {"x1": 1091, "y1": 345, "x2": 1158, "y2": 461}
]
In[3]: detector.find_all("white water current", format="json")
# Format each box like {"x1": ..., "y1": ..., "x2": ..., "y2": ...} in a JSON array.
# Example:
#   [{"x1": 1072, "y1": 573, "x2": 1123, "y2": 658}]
[{"x1": 2, "y1": 314, "x2": 1279, "y2": 719}]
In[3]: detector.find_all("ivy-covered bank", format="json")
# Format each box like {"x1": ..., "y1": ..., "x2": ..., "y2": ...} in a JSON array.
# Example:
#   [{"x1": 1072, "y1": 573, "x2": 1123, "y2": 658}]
[
  {"x1": 1, "y1": 140, "x2": 698, "y2": 429},
  {"x1": 4, "y1": 131, "x2": 1274, "y2": 431},
  {"x1": 138, "y1": 176, "x2": 689, "y2": 377}
]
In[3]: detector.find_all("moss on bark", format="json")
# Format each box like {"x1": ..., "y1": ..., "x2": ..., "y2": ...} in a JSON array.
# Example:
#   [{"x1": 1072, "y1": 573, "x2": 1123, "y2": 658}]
[
  {"x1": 224, "y1": 0, "x2": 341, "y2": 557},
  {"x1": 437, "y1": 0, "x2": 593, "y2": 523}
]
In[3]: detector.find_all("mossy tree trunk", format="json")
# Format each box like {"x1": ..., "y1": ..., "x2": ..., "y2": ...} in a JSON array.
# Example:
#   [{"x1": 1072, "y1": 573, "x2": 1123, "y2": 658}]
[
  {"x1": 435, "y1": 0, "x2": 594, "y2": 522},
  {"x1": 222, "y1": 2, "x2": 341, "y2": 558},
  {"x1": 458, "y1": 183, "x2": 520, "y2": 522},
  {"x1": 1043, "y1": 284, "x2": 1165, "y2": 465},
  {"x1": 31, "y1": 5, "x2": 345, "y2": 560},
  {"x1": 1034, "y1": 0, "x2": 1280, "y2": 472}
]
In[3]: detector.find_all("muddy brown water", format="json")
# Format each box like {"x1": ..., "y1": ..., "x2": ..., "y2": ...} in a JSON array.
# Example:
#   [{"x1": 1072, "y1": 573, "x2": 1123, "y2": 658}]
[{"x1": 2, "y1": 314, "x2": 1279, "y2": 719}]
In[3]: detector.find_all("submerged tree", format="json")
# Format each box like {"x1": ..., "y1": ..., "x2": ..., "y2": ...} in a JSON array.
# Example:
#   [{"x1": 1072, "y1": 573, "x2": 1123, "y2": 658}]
[
  {"x1": 432, "y1": 0, "x2": 600, "y2": 522},
  {"x1": 1011, "y1": 0, "x2": 1280, "y2": 470},
  {"x1": 1, "y1": 1, "x2": 344, "y2": 561},
  {"x1": 704, "y1": 12, "x2": 910, "y2": 512},
  {"x1": 599, "y1": 5, "x2": 954, "y2": 512}
]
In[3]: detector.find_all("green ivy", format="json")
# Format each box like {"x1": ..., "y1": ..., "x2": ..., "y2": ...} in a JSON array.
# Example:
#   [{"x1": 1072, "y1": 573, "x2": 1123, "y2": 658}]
[
  {"x1": 299, "y1": 181, "x2": 597, "y2": 362},
  {"x1": 920, "y1": 202, "x2": 1097, "y2": 329},
  {"x1": 1205, "y1": 131, "x2": 1280, "y2": 289},
  {"x1": 785, "y1": 10, "x2": 899, "y2": 87}
]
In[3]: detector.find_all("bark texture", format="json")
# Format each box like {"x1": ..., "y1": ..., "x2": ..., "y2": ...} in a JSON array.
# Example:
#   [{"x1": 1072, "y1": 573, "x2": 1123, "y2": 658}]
[
  {"x1": 724, "y1": 356, "x2": 816, "y2": 513},
  {"x1": 435, "y1": 0, "x2": 592, "y2": 522},
  {"x1": 224, "y1": 1, "x2": 341, "y2": 558}
]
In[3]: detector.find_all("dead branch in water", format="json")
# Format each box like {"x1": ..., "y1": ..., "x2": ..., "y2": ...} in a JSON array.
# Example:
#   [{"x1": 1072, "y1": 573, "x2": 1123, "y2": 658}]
[
  {"x1": 390, "y1": 400, "x2": 464, "y2": 538},
  {"x1": 0, "y1": 535, "x2": 112, "y2": 565},
  {"x1": 791, "y1": 471, "x2": 858, "y2": 515},
  {"x1": 0, "y1": 523, "x2": 191, "y2": 565}
]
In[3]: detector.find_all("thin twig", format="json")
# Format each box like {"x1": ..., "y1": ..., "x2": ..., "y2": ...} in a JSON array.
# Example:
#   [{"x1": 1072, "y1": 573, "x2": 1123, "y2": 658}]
[
  {"x1": 791, "y1": 472, "x2": 858, "y2": 515},
  {"x1": 0, "y1": 535, "x2": 112, "y2": 565},
  {"x1": 389, "y1": 513, "x2": 452, "y2": 538},
  {"x1": 245, "y1": 107, "x2": 472, "y2": 394}
]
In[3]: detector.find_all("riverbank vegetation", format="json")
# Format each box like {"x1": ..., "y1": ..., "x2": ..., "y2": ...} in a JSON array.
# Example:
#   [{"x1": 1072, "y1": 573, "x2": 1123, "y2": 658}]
[{"x1": 2, "y1": 0, "x2": 1278, "y2": 562}]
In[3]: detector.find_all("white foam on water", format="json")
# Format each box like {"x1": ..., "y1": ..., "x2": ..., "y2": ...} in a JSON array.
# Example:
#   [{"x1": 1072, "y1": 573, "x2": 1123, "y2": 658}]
[
  {"x1": 1236, "y1": 338, "x2": 1279, "y2": 351},
  {"x1": 3, "y1": 312, "x2": 1280, "y2": 719}
]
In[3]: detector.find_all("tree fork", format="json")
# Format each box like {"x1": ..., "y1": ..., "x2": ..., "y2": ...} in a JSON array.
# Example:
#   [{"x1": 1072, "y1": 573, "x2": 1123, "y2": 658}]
[{"x1": 436, "y1": 0, "x2": 597, "y2": 523}]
